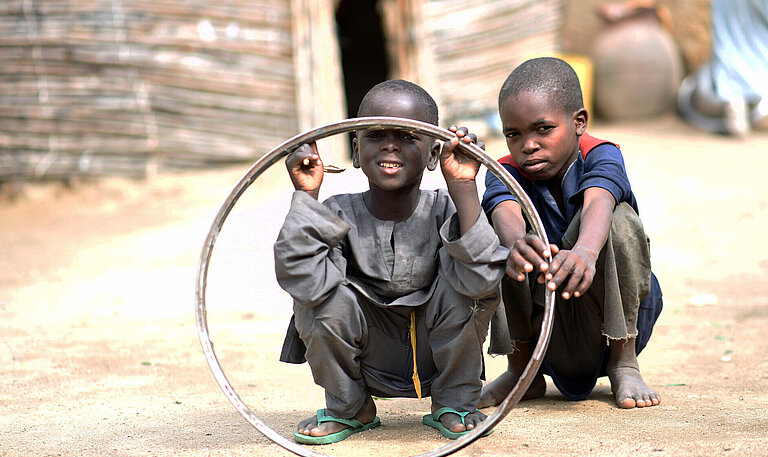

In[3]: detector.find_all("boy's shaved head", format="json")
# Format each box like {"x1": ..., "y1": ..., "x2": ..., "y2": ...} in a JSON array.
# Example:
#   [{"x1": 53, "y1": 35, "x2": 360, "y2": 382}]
[
  {"x1": 499, "y1": 57, "x2": 584, "y2": 114},
  {"x1": 358, "y1": 79, "x2": 439, "y2": 125}
]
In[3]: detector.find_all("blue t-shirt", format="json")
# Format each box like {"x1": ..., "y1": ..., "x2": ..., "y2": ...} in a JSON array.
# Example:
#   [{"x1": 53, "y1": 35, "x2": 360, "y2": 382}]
[{"x1": 482, "y1": 142, "x2": 638, "y2": 244}]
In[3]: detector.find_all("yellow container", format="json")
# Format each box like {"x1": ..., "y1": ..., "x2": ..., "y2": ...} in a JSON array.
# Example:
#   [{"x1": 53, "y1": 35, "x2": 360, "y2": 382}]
[
  {"x1": 521, "y1": 52, "x2": 594, "y2": 114},
  {"x1": 554, "y1": 53, "x2": 594, "y2": 115}
]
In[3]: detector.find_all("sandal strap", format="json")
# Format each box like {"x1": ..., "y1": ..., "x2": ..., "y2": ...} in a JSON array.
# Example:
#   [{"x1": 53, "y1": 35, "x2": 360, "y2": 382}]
[{"x1": 316, "y1": 409, "x2": 365, "y2": 428}]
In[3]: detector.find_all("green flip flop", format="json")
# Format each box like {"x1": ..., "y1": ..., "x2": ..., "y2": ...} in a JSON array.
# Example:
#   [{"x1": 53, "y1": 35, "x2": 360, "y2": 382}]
[
  {"x1": 422, "y1": 407, "x2": 493, "y2": 439},
  {"x1": 293, "y1": 409, "x2": 381, "y2": 445}
]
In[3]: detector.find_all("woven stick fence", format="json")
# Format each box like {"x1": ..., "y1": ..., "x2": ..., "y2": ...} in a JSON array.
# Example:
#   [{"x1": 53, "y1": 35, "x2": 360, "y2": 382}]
[
  {"x1": 420, "y1": 0, "x2": 562, "y2": 121},
  {"x1": 0, "y1": 0, "x2": 298, "y2": 180},
  {"x1": 0, "y1": 0, "x2": 563, "y2": 181}
]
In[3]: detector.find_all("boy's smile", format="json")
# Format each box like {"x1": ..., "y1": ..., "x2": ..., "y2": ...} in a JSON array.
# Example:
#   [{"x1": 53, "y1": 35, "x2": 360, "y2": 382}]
[
  {"x1": 378, "y1": 159, "x2": 403, "y2": 174},
  {"x1": 499, "y1": 90, "x2": 586, "y2": 183}
]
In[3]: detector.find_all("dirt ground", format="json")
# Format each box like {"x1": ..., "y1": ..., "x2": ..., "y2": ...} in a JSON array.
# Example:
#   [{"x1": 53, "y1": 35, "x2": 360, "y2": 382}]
[{"x1": 2, "y1": 114, "x2": 767, "y2": 457}]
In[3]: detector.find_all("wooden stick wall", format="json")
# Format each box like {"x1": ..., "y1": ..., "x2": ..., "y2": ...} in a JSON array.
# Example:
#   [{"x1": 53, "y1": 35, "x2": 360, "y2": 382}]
[{"x1": 0, "y1": 0, "x2": 298, "y2": 180}]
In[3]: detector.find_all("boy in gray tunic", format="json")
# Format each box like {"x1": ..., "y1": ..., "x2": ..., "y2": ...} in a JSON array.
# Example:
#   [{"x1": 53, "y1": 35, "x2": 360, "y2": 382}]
[{"x1": 274, "y1": 80, "x2": 507, "y2": 444}]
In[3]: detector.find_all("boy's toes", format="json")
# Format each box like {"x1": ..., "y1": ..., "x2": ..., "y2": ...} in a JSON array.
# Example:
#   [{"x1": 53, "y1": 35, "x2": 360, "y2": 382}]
[
  {"x1": 463, "y1": 411, "x2": 487, "y2": 431},
  {"x1": 616, "y1": 390, "x2": 661, "y2": 408},
  {"x1": 617, "y1": 396, "x2": 637, "y2": 409},
  {"x1": 439, "y1": 413, "x2": 467, "y2": 433},
  {"x1": 309, "y1": 425, "x2": 326, "y2": 437},
  {"x1": 296, "y1": 417, "x2": 315, "y2": 435},
  {"x1": 639, "y1": 391, "x2": 661, "y2": 407},
  {"x1": 641, "y1": 393, "x2": 657, "y2": 407},
  {"x1": 307, "y1": 421, "x2": 348, "y2": 437}
]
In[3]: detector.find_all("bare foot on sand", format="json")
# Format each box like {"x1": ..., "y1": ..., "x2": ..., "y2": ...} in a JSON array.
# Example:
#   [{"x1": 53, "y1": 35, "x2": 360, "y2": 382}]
[
  {"x1": 296, "y1": 395, "x2": 377, "y2": 437},
  {"x1": 608, "y1": 366, "x2": 661, "y2": 408},
  {"x1": 478, "y1": 341, "x2": 546, "y2": 408},
  {"x1": 479, "y1": 370, "x2": 546, "y2": 408},
  {"x1": 608, "y1": 338, "x2": 661, "y2": 409}
]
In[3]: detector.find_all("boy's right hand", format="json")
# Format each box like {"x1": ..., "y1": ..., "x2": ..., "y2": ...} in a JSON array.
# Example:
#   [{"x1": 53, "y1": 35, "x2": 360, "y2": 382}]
[
  {"x1": 506, "y1": 234, "x2": 557, "y2": 283},
  {"x1": 286, "y1": 142, "x2": 323, "y2": 200},
  {"x1": 440, "y1": 125, "x2": 484, "y2": 183}
]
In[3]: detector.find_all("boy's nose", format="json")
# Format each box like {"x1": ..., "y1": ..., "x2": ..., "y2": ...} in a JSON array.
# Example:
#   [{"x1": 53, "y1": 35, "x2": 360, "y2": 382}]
[
  {"x1": 522, "y1": 137, "x2": 538, "y2": 154},
  {"x1": 382, "y1": 134, "x2": 401, "y2": 151},
  {"x1": 382, "y1": 143, "x2": 400, "y2": 153}
]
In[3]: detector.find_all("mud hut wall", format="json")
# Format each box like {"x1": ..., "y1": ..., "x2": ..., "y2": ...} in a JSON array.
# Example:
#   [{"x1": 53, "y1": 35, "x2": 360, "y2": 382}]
[
  {"x1": 0, "y1": 0, "x2": 300, "y2": 180},
  {"x1": 291, "y1": 0, "x2": 348, "y2": 165},
  {"x1": 0, "y1": 0, "x2": 566, "y2": 181},
  {"x1": 418, "y1": 0, "x2": 563, "y2": 124}
]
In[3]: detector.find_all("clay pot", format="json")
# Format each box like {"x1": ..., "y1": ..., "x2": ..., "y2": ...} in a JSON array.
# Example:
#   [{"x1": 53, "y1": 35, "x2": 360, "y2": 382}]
[{"x1": 591, "y1": 6, "x2": 683, "y2": 120}]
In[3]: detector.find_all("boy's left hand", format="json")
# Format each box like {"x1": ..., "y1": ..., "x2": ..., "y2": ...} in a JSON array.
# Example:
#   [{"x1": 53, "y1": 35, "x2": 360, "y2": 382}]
[
  {"x1": 543, "y1": 246, "x2": 598, "y2": 300},
  {"x1": 440, "y1": 125, "x2": 484, "y2": 183}
]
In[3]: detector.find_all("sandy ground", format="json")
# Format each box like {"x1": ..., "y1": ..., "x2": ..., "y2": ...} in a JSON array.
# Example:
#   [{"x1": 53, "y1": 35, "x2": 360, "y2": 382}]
[{"x1": 2, "y1": 114, "x2": 768, "y2": 457}]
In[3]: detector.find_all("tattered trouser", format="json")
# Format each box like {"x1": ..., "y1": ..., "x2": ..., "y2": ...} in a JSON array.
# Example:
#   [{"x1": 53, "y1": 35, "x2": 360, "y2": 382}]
[{"x1": 488, "y1": 202, "x2": 663, "y2": 399}]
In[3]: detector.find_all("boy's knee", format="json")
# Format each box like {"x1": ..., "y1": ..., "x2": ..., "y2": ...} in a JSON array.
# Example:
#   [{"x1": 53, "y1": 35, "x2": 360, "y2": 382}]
[
  {"x1": 428, "y1": 279, "x2": 499, "y2": 330},
  {"x1": 610, "y1": 203, "x2": 646, "y2": 241},
  {"x1": 294, "y1": 285, "x2": 364, "y2": 342},
  {"x1": 471, "y1": 290, "x2": 500, "y2": 334},
  {"x1": 608, "y1": 202, "x2": 651, "y2": 262}
]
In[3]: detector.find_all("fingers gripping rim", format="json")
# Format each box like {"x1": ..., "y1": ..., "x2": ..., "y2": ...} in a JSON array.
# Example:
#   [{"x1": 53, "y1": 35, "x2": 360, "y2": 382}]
[{"x1": 194, "y1": 117, "x2": 556, "y2": 457}]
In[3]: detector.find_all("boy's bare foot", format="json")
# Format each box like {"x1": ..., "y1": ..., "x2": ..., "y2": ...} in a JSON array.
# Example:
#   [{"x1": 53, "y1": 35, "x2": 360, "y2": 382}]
[
  {"x1": 479, "y1": 370, "x2": 546, "y2": 408},
  {"x1": 478, "y1": 341, "x2": 546, "y2": 408},
  {"x1": 607, "y1": 338, "x2": 660, "y2": 409},
  {"x1": 608, "y1": 366, "x2": 661, "y2": 408},
  {"x1": 431, "y1": 404, "x2": 486, "y2": 433},
  {"x1": 296, "y1": 395, "x2": 377, "y2": 437}
]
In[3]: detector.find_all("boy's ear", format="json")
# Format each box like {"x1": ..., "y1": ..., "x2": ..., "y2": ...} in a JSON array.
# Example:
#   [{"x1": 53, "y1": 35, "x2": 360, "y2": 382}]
[
  {"x1": 352, "y1": 137, "x2": 360, "y2": 168},
  {"x1": 427, "y1": 141, "x2": 440, "y2": 171},
  {"x1": 573, "y1": 108, "x2": 589, "y2": 136}
]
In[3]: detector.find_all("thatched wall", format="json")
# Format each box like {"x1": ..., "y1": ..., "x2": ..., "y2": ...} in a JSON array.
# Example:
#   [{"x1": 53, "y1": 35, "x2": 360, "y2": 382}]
[
  {"x1": 0, "y1": 0, "x2": 563, "y2": 181},
  {"x1": 0, "y1": 0, "x2": 298, "y2": 180},
  {"x1": 420, "y1": 0, "x2": 563, "y2": 123}
]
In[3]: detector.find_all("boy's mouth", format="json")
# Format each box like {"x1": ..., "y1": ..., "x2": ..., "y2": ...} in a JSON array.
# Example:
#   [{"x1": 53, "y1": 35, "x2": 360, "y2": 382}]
[
  {"x1": 523, "y1": 158, "x2": 547, "y2": 172},
  {"x1": 378, "y1": 161, "x2": 403, "y2": 169}
]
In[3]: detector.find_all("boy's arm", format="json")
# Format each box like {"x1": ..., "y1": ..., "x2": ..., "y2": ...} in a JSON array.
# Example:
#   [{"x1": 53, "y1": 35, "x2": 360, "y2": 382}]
[
  {"x1": 274, "y1": 192, "x2": 349, "y2": 307},
  {"x1": 490, "y1": 200, "x2": 527, "y2": 247},
  {"x1": 546, "y1": 186, "x2": 615, "y2": 299},
  {"x1": 446, "y1": 179, "x2": 481, "y2": 235},
  {"x1": 440, "y1": 126, "x2": 482, "y2": 234}
]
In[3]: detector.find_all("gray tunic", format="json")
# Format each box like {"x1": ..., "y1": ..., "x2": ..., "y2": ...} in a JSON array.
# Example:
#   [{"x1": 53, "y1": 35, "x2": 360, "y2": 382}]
[
  {"x1": 274, "y1": 189, "x2": 507, "y2": 417},
  {"x1": 275, "y1": 189, "x2": 507, "y2": 309}
]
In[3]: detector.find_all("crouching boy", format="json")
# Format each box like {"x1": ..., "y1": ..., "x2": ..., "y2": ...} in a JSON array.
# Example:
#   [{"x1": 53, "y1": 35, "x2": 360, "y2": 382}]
[
  {"x1": 275, "y1": 80, "x2": 507, "y2": 443},
  {"x1": 480, "y1": 58, "x2": 664, "y2": 410}
]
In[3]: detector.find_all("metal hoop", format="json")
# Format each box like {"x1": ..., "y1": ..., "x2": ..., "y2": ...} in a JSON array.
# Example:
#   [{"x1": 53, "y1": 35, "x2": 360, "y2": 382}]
[{"x1": 194, "y1": 117, "x2": 556, "y2": 457}]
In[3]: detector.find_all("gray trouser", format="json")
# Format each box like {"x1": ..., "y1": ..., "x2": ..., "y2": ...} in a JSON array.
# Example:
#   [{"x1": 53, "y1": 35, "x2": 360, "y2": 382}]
[
  {"x1": 489, "y1": 202, "x2": 651, "y2": 379},
  {"x1": 293, "y1": 278, "x2": 498, "y2": 419}
]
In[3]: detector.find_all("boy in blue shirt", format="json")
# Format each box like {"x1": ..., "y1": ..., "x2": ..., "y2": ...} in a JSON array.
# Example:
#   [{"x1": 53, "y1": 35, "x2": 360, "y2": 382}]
[{"x1": 479, "y1": 57, "x2": 663, "y2": 409}]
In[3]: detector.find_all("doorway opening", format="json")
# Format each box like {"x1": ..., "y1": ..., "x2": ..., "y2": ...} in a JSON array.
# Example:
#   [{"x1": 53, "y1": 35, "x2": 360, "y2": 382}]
[{"x1": 335, "y1": 0, "x2": 390, "y2": 152}]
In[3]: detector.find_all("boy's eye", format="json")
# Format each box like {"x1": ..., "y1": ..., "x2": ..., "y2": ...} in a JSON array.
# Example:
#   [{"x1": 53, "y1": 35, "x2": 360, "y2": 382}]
[
  {"x1": 537, "y1": 125, "x2": 554, "y2": 133},
  {"x1": 365, "y1": 131, "x2": 382, "y2": 138},
  {"x1": 401, "y1": 132, "x2": 418, "y2": 141},
  {"x1": 505, "y1": 132, "x2": 520, "y2": 139}
]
